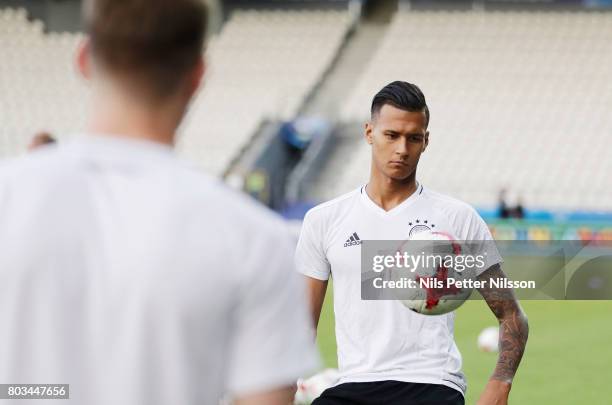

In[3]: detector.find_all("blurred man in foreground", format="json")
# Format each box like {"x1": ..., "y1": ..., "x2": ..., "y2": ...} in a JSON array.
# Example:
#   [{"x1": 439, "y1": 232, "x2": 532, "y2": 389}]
[{"x1": 0, "y1": 1, "x2": 317, "y2": 404}]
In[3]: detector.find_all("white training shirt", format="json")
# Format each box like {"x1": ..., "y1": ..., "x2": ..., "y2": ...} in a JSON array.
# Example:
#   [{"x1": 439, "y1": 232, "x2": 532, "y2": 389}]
[
  {"x1": 0, "y1": 134, "x2": 318, "y2": 405},
  {"x1": 295, "y1": 184, "x2": 502, "y2": 395}
]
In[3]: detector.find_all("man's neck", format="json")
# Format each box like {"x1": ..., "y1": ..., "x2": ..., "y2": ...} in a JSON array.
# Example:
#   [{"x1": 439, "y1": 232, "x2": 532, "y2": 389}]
[
  {"x1": 86, "y1": 88, "x2": 183, "y2": 146},
  {"x1": 366, "y1": 170, "x2": 419, "y2": 212}
]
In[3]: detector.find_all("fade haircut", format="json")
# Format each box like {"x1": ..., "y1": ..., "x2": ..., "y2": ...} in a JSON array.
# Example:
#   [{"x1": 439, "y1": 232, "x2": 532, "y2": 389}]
[
  {"x1": 371, "y1": 81, "x2": 430, "y2": 128},
  {"x1": 83, "y1": 0, "x2": 208, "y2": 99}
]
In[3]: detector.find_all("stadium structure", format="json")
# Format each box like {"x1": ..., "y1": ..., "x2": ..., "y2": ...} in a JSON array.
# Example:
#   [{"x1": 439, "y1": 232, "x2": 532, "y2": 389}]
[{"x1": 1, "y1": 0, "x2": 611, "y2": 241}]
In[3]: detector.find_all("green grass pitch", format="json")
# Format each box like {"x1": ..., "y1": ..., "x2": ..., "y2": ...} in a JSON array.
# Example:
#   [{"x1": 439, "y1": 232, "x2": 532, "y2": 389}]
[{"x1": 315, "y1": 283, "x2": 612, "y2": 404}]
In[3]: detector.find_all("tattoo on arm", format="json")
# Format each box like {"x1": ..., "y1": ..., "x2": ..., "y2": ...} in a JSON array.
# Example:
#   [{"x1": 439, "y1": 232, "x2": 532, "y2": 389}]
[{"x1": 477, "y1": 264, "x2": 529, "y2": 384}]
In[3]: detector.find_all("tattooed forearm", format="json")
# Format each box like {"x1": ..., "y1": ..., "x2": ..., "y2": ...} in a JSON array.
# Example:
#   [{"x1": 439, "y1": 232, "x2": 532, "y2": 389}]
[
  {"x1": 477, "y1": 264, "x2": 529, "y2": 384},
  {"x1": 492, "y1": 305, "x2": 529, "y2": 383}
]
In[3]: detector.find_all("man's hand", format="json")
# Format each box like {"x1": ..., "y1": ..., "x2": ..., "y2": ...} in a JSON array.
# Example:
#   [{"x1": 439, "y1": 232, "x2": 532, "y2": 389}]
[
  {"x1": 476, "y1": 379, "x2": 511, "y2": 405},
  {"x1": 233, "y1": 386, "x2": 296, "y2": 405}
]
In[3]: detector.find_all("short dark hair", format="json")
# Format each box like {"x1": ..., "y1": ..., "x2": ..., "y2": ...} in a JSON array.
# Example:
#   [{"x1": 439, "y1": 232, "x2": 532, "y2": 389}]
[
  {"x1": 28, "y1": 131, "x2": 57, "y2": 151},
  {"x1": 371, "y1": 81, "x2": 430, "y2": 127},
  {"x1": 83, "y1": 0, "x2": 208, "y2": 99}
]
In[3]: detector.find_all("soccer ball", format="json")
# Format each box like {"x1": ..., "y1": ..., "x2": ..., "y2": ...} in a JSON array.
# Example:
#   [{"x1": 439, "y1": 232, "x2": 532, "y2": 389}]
[
  {"x1": 477, "y1": 326, "x2": 500, "y2": 352},
  {"x1": 294, "y1": 369, "x2": 339, "y2": 405},
  {"x1": 391, "y1": 231, "x2": 475, "y2": 315}
]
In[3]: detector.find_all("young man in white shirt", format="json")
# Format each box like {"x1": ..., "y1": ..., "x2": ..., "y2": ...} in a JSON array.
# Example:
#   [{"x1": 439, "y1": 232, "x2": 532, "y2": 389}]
[
  {"x1": 296, "y1": 81, "x2": 528, "y2": 405},
  {"x1": 0, "y1": 1, "x2": 317, "y2": 404}
]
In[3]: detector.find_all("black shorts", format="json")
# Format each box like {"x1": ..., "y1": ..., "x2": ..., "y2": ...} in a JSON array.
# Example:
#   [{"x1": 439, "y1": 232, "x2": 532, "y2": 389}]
[{"x1": 311, "y1": 380, "x2": 464, "y2": 405}]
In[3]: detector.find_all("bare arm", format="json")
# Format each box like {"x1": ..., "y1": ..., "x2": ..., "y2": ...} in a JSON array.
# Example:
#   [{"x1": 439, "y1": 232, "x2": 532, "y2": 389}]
[
  {"x1": 305, "y1": 276, "x2": 328, "y2": 332},
  {"x1": 476, "y1": 263, "x2": 529, "y2": 404},
  {"x1": 234, "y1": 386, "x2": 294, "y2": 405}
]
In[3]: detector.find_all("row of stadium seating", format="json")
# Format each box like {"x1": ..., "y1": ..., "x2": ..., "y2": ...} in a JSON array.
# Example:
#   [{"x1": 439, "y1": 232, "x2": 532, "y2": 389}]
[
  {"x1": 0, "y1": 7, "x2": 351, "y2": 176},
  {"x1": 179, "y1": 9, "x2": 350, "y2": 174},
  {"x1": 2, "y1": 6, "x2": 610, "y2": 211},
  {"x1": 326, "y1": 10, "x2": 612, "y2": 211}
]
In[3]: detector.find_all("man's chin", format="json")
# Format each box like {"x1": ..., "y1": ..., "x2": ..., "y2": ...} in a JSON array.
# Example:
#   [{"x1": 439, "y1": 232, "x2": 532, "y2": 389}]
[{"x1": 385, "y1": 170, "x2": 414, "y2": 182}]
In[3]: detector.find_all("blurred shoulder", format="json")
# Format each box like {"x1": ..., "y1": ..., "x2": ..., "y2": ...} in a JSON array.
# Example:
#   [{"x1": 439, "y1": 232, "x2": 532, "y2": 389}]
[{"x1": 167, "y1": 159, "x2": 291, "y2": 238}]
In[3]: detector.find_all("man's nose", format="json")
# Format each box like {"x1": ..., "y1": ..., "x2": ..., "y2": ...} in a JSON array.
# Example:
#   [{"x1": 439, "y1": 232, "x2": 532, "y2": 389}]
[{"x1": 395, "y1": 139, "x2": 409, "y2": 156}]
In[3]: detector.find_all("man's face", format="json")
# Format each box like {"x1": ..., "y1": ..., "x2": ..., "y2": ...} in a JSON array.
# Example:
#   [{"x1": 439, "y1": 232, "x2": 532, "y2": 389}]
[{"x1": 365, "y1": 104, "x2": 429, "y2": 182}]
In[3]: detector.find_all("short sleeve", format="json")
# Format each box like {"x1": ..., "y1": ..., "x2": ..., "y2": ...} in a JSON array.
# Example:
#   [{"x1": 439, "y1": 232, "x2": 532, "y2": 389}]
[
  {"x1": 295, "y1": 210, "x2": 331, "y2": 281},
  {"x1": 225, "y1": 225, "x2": 320, "y2": 396},
  {"x1": 465, "y1": 208, "x2": 504, "y2": 277}
]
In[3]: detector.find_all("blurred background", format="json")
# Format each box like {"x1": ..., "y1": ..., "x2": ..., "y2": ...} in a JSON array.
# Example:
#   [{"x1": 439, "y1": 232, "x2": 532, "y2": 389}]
[{"x1": 1, "y1": 0, "x2": 611, "y2": 403}]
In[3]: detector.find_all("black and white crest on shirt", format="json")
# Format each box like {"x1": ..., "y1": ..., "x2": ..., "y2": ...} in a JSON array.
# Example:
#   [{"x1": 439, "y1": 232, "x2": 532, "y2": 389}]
[
  {"x1": 344, "y1": 232, "x2": 362, "y2": 247},
  {"x1": 408, "y1": 219, "x2": 435, "y2": 238}
]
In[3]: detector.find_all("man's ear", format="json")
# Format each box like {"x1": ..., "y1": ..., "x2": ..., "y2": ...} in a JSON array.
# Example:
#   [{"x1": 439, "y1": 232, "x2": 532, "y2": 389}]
[
  {"x1": 365, "y1": 121, "x2": 374, "y2": 145},
  {"x1": 423, "y1": 131, "x2": 429, "y2": 152},
  {"x1": 187, "y1": 57, "x2": 205, "y2": 99},
  {"x1": 76, "y1": 39, "x2": 92, "y2": 80}
]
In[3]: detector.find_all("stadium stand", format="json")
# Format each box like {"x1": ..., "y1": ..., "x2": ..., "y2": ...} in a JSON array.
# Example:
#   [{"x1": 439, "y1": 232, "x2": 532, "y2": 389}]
[
  {"x1": 179, "y1": 9, "x2": 351, "y2": 175},
  {"x1": 0, "y1": 7, "x2": 351, "y2": 176},
  {"x1": 0, "y1": 8, "x2": 87, "y2": 155},
  {"x1": 2, "y1": 4, "x2": 610, "y2": 212},
  {"x1": 324, "y1": 10, "x2": 612, "y2": 211}
]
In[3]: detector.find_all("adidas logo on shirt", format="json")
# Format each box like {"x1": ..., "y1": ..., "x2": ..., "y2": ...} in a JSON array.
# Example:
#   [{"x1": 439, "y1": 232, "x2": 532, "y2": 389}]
[{"x1": 344, "y1": 232, "x2": 362, "y2": 247}]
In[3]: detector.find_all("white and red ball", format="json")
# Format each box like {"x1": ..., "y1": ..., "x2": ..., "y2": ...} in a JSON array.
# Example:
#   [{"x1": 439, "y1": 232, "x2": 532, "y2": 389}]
[{"x1": 392, "y1": 231, "x2": 475, "y2": 315}]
